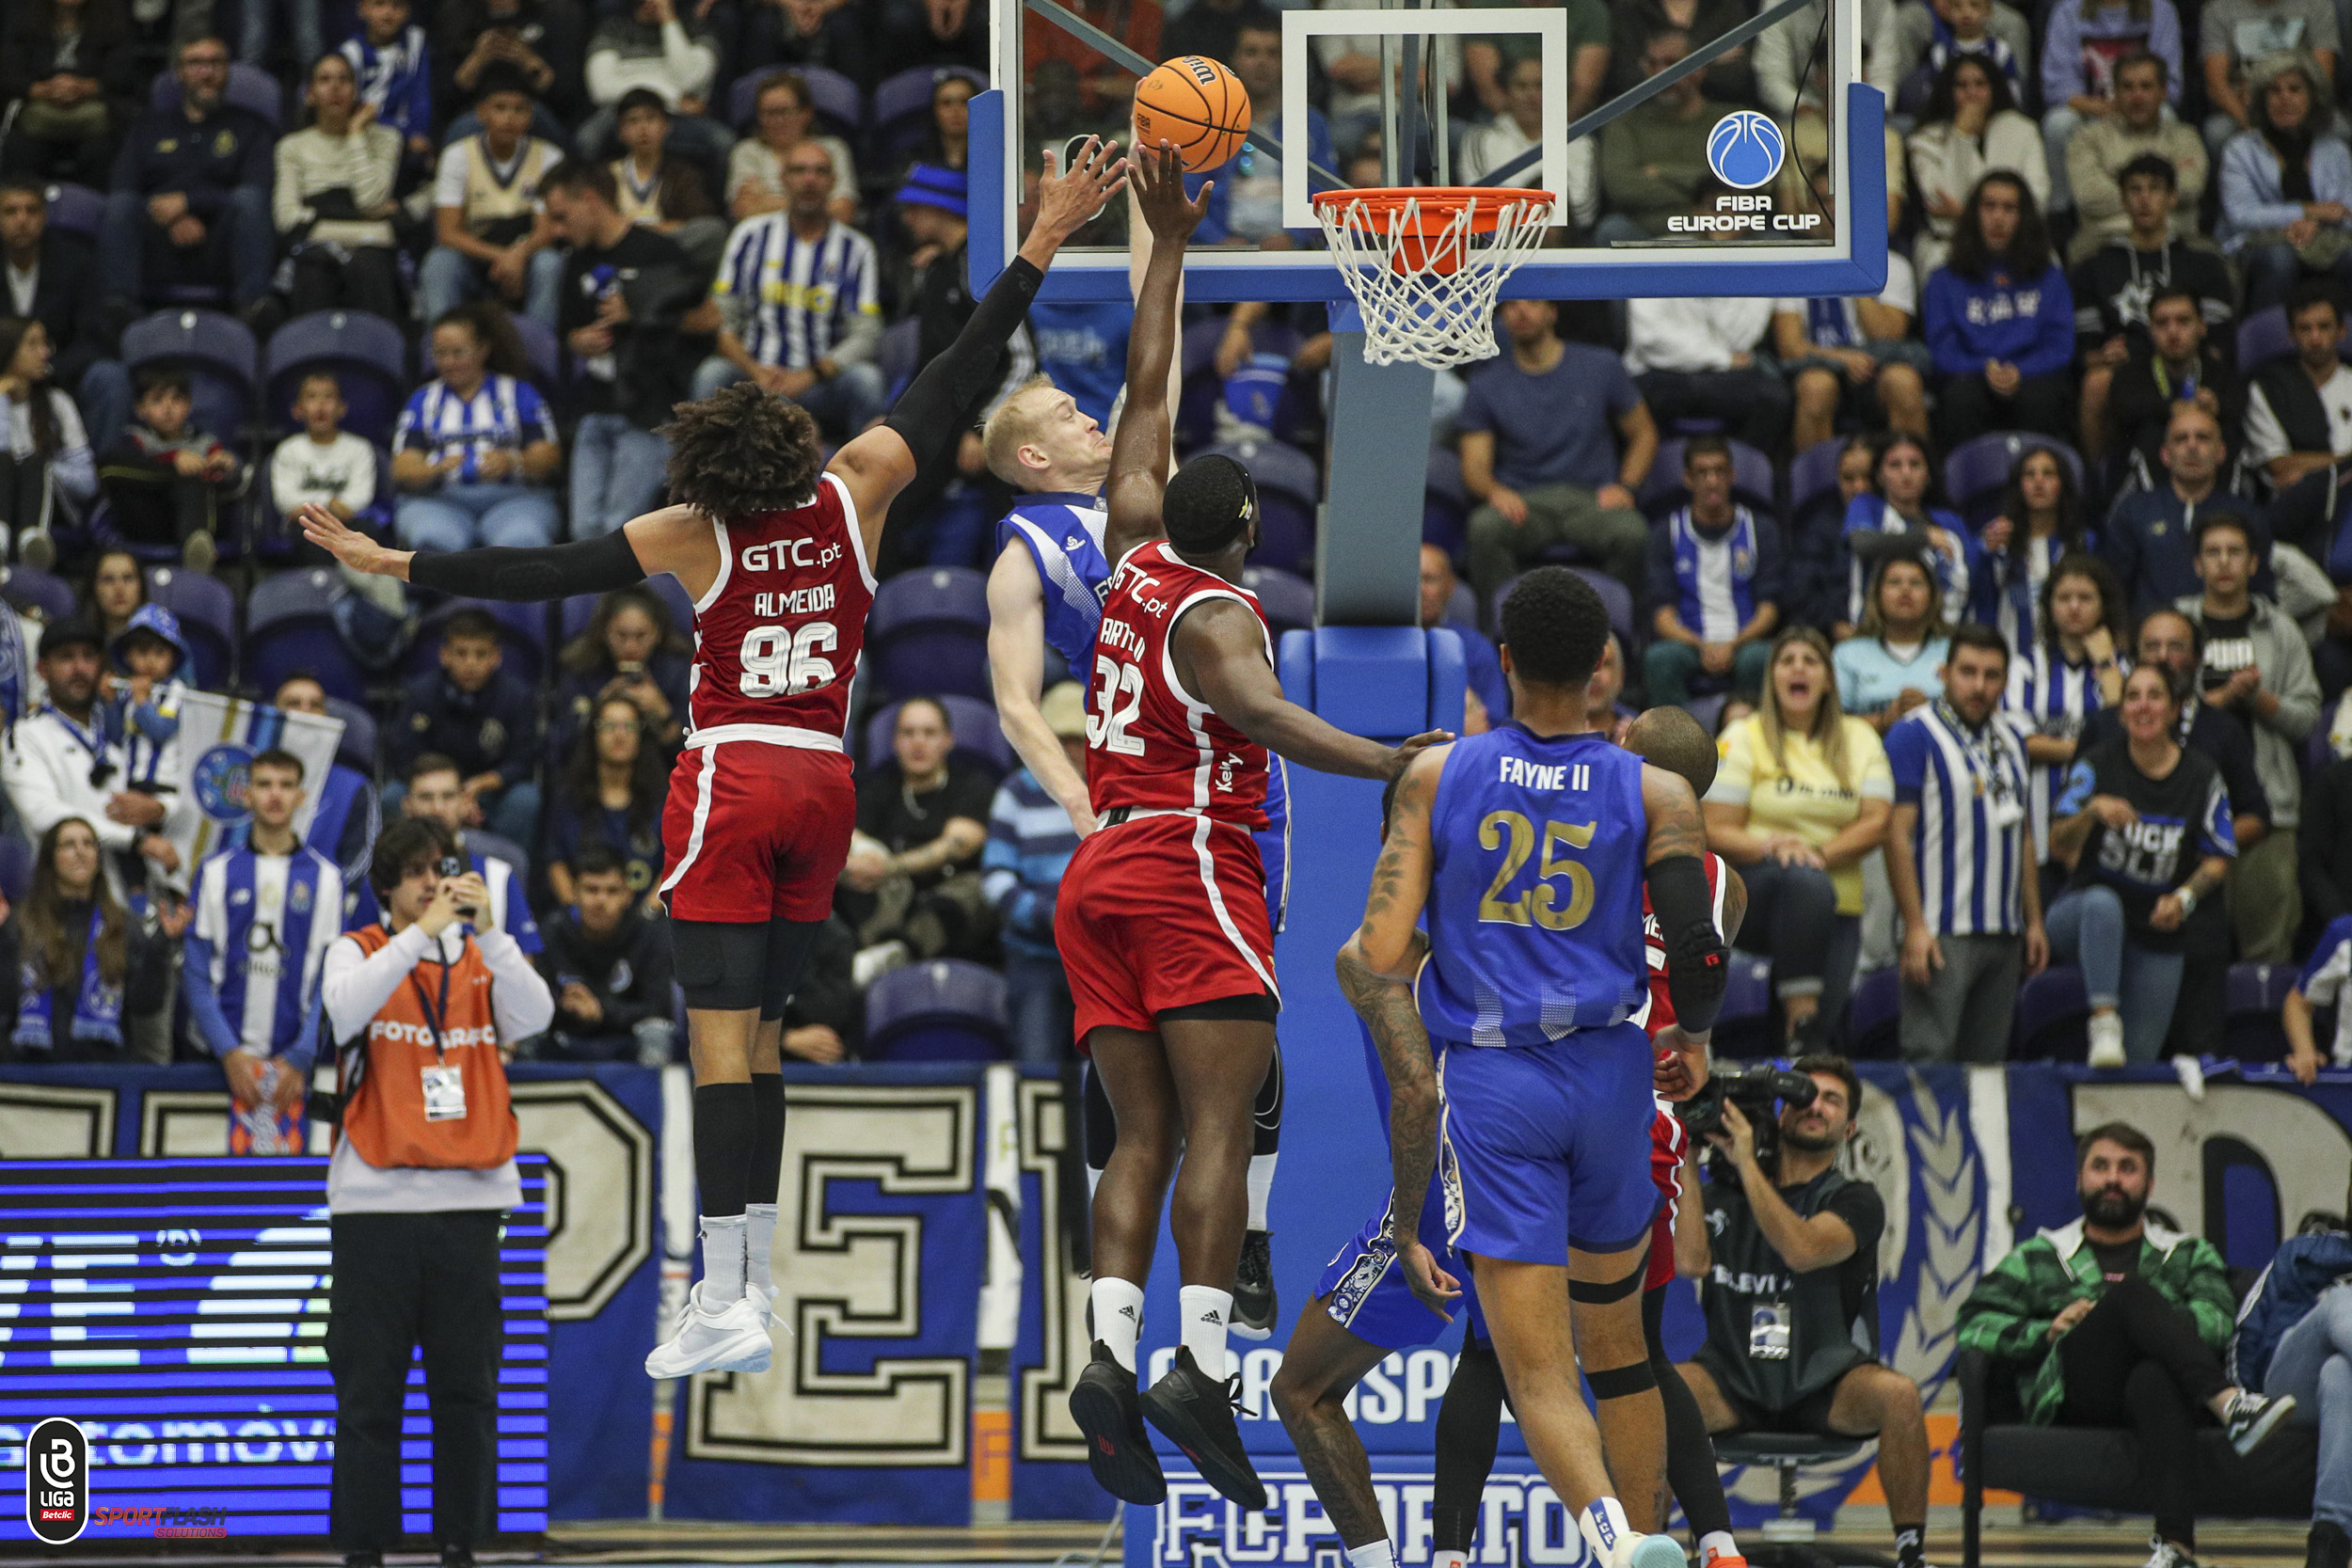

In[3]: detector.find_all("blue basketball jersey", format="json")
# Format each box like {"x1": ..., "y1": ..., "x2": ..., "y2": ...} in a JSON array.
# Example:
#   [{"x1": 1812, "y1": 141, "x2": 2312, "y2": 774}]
[
  {"x1": 1419, "y1": 725, "x2": 1648, "y2": 1047},
  {"x1": 997, "y1": 493, "x2": 1111, "y2": 673}
]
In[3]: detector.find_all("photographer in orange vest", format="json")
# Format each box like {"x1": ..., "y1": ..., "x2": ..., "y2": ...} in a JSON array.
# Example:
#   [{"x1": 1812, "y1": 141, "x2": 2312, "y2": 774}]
[{"x1": 322, "y1": 816, "x2": 553, "y2": 1568}]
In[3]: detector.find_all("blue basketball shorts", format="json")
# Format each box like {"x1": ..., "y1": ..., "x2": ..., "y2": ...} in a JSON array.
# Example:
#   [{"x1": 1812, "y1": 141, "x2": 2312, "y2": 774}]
[
  {"x1": 1312, "y1": 1123, "x2": 1486, "y2": 1351},
  {"x1": 1438, "y1": 1021, "x2": 1661, "y2": 1264}
]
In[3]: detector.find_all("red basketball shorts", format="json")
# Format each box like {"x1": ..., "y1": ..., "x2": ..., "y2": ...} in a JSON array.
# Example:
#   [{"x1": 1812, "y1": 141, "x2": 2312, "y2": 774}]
[
  {"x1": 659, "y1": 739, "x2": 855, "y2": 922},
  {"x1": 1056, "y1": 813, "x2": 1279, "y2": 1044}
]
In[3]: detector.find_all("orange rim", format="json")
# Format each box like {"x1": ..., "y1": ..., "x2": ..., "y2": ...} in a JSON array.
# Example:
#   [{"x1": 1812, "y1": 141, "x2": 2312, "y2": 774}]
[{"x1": 1311, "y1": 185, "x2": 1556, "y2": 235}]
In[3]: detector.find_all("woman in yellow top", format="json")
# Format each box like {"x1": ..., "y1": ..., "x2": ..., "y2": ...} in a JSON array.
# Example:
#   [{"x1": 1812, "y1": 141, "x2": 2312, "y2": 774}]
[{"x1": 1704, "y1": 626, "x2": 1895, "y2": 1046}]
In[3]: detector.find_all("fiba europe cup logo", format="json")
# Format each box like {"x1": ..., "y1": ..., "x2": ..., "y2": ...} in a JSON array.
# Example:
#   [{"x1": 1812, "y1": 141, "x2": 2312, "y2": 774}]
[{"x1": 1707, "y1": 110, "x2": 1786, "y2": 190}]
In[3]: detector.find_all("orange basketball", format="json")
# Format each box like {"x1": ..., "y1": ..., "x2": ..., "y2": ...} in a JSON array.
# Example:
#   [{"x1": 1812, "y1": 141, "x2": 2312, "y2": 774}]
[{"x1": 1134, "y1": 55, "x2": 1251, "y2": 173}]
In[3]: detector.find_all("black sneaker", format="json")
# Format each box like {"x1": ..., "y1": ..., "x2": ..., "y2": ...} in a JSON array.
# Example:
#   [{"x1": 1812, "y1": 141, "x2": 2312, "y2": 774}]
[
  {"x1": 2311, "y1": 1521, "x2": 2352, "y2": 1568},
  {"x1": 1232, "y1": 1230, "x2": 1276, "y2": 1340},
  {"x1": 1139, "y1": 1346, "x2": 1266, "y2": 1511},
  {"x1": 2221, "y1": 1388, "x2": 2295, "y2": 1455},
  {"x1": 1068, "y1": 1340, "x2": 1166, "y2": 1505}
]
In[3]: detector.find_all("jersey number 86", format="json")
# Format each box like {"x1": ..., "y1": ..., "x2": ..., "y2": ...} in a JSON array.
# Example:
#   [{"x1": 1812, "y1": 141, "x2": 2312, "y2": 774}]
[{"x1": 739, "y1": 622, "x2": 839, "y2": 697}]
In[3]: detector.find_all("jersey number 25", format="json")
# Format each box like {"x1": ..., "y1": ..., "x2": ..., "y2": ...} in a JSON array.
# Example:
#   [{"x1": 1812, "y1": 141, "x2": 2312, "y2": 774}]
[{"x1": 1478, "y1": 810, "x2": 1597, "y2": 929}]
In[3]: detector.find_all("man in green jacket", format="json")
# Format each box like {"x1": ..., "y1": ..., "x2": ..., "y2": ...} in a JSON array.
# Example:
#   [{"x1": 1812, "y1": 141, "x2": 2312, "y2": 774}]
[{"x1": 1958, "y1": 1122, "x2": 2296, "y2": 1568}]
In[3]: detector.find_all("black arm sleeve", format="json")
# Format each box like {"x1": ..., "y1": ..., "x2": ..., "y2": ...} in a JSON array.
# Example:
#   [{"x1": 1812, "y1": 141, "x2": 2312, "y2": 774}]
[
  {"x1": 882, "y1": 256, "x2": 1043, "y2": 473},
  {"x1": 1648, "y1": 854, "x2": 1728, "y2": 1034},
  {"x1": 407, "y1": 525, "x2": 648, "y2": 601}
]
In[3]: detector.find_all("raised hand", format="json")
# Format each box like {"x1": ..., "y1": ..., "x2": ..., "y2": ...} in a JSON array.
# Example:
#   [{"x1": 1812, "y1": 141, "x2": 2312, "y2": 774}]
[
  {"x1": 297, "y1": 503, "x2": 408, "y2": 578},
  {"x1": 1030, "y1": 135, "x2": 1127, "y2": 248},
  {"x1": 1131, "y1": 138, "x2": 1212, "y2": 245}
]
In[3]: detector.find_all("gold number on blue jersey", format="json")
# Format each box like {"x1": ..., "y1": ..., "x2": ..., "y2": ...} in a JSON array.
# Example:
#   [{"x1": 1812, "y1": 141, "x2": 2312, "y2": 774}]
[{"x1": 1476, "y1": 811, "x2": 1597, "y2": 929}]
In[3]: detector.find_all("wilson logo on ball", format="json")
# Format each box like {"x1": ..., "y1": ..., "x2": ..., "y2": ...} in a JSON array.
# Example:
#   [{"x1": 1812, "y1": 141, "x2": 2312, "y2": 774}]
[{"x1": 1706, "y1": 110, "x2": 1786, "y2": 190}]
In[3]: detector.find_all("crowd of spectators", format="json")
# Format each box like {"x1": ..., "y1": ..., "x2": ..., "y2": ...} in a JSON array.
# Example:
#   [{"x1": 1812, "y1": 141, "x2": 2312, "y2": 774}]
[{"x1": 4, "y1": 0, "x2": 2352, "y2": 1104}]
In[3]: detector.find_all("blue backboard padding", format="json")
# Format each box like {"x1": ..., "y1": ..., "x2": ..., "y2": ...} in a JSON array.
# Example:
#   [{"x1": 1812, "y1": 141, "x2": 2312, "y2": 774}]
[
  {"x1": 1312, "y1": 626, "x2": 1430, "y2": 737},
  {"x1": 974, "y1": 82, "x2": 1890, "y2": 304}
]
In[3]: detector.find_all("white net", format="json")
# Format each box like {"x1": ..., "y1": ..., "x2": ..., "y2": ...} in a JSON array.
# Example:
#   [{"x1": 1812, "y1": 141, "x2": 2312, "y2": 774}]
[{"x1": 1312, "y1": 189, "x2": 1557, "y2": 369}]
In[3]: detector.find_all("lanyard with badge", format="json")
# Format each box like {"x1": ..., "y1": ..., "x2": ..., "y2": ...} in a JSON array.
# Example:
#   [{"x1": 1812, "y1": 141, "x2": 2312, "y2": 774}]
[
  {"x1": 408, "y1": 952, "x2": 468, "y2": 1122},
  {"x1": 1935, "y1": 698, "x2": 2025, "y2": 830},
  {"x1": 50, "y1": 705, "x2": 116, "y2": 788}
]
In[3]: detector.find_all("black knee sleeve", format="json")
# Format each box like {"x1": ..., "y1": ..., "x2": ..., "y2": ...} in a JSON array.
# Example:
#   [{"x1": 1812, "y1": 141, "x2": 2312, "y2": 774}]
[
  {"x1": 760, "y1": 917, "x2": 822, "y2": 1020},
  {"x1": 1083, "y1": 1059, "x2": 1116, "y2": 1174},
  {"x1": 693, "y1": 1082, "x2": 754, "y2": 1217},
  {"x1": 1252, "y1": 1042, "x2": 1283, "y2": 1157},
  {"x1": 1586, "y1": 1360, "x2": 1659, "y2": 1400},
  {"x1": 748, "y1": 1073, "x2": 785, "y2": 1206},
  {"x1": 1433, "y1": 1333, "x2": 1507, "y2": 1552},
  {"x1": 673, "y1": 919, "x2": 771, "y2": 1011},
  {"x1": 1568, "y1": 1262, "x2": 1647, "y2": 1305}
]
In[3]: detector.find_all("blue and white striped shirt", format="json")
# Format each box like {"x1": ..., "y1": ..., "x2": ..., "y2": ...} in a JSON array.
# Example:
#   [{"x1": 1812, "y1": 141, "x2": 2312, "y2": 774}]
[
  {"x1": 393, "y1": 375, "x2": 558, "y2": 477},
  {"x1": 1886, "y1": 701, "x2": 2033, "y2": 938},
  {"x1": 2006, "y1": 642, "x2": 2107, "y2": 862},
  {"x1": 183, "y1": 844, "x2": 343, "y2": 1069},
  {"x1": 1665, "y1": 504, "x2": 1764, "y2": 643},
  {"x1": 709, "y1": 214, "x2": 881, "y2": 370},
  {"x1": 982, "y1": 768, "x2": 1083, "y2": 961}
]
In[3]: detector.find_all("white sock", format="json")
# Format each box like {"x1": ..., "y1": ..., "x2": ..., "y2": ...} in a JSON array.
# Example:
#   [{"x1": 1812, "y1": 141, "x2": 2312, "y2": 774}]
[
  {"x1": 1580, "y1": 1498, "x2": 1634, "y2": 1565},
  {"x1": 744, "y1": 1202, "x2": 778, "y2": 1295},
  {"x1": 1700, "y1": 1529, "x2": 1740, "y2": 1566},
  {"x1": 1247, "y1": 1151, "x2": 1278, "y2": 1232},
  {"x1": 1180, "y1": 1284, "x2": 1234, "y2": 1381},
  {"x1": 1087, "y1": 1163, "x2": 1104, "y2": 1201},
  {"x1": 1091, "y1": 1276, "x2": 1145, "y2": 1372},
  {"x1": 1433, "y1": 1553, "x2": 1470, "y2": 1568},
  {"x1": 1344, "y1": 1541, "x2": 1396, "y2": 1568},
  {"x1": 698, "y1": 1213, "x2": 747, "y2": 1305}
]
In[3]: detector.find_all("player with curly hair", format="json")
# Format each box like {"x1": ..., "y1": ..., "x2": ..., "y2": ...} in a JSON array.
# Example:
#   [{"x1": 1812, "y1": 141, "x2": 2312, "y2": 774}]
[{"x1": 297, "y1": 138, "x2": 1130, "y2": 1383}]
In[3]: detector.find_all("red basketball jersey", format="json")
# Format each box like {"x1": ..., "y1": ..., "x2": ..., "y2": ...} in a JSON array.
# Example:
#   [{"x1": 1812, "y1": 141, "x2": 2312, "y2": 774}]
[
  {"x1": 1638, "y1": 850, "x2": 1730, "y2": 1037},
  {"x1": 1086, "y1": 542, "x2": 1271, "y2": 829},
  {"x1": 684, "y1": 472, "x2": 877, "y2": 748}
]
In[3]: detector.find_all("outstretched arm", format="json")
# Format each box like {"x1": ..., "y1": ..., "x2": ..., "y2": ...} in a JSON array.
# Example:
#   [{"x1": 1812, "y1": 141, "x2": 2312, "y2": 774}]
[
  {"x1": 1175, "y1": 598, "x2": 1448, "y2": 781},
  {"x1": 1101, "y1": 142, "x2": 1212, "y2": 569},
  {"x1": 298, "y1": 500, "x2": 723, "y2": 600},
  {"x1": 832, "y1": 137, "x2": 1130, "y2": 552}
]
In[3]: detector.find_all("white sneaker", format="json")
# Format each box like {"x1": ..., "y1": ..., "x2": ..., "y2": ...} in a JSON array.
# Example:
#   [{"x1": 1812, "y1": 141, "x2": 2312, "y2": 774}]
[
  {"x1": 644, "y1": 1281, "x2": 772, "y2": 1378},
  {"x1": 1619, "y1": 1535, "x2": 1688, "y2": 1568},
  {"x1": 751, "y1": 1279, "x2": 787, "y2": 1330},
  {"x1": 2087, "y1": 1011, "x2": 2127, "y2": 1069},
  {"x1": 851, "y1": 940, "x2": 911, "y2": 988},
  {"x1": 2172, "y1": 1054, "x2": 2207, "y2": 1101},
  {"x1": 2141, "y1": 1537, "x2": 2199, "y2": 1568}
]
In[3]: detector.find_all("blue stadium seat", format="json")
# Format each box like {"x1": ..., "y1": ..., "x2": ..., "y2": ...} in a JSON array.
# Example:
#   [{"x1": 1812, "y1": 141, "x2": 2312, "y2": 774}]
[
  {"x1": 3, "y1": 566, "x2": 78, "y2": 625},
  {"x1": 1685, "y1": 691, "x2": 1728, "y2": 736},
  {"x1": 1944, "y1": 433, "x2": 2086, "y2": 525},
  {"x1": 1789, "y1": 437, "x2": 1847, "y2": 522},
  {"x1": 871, "y1": 66, "x2": 984, "y2": 163},
  {"x1": 150, "y1": 61, "x2": 282, "y2": 127},
  {"x1": 1636, "y1": 437, "x2": 1776, "y2": 520},
  {"x1": 729, "y1": 65, "x2": 861, "y2": 138},
  {"x1": 265, "y1": 310, "x2": 410, "y2": 445},
  {"x1": 1424, "y1": 445, "x2": 1467, "y2": 559},
  {"x1": 867, "y1": 565, "x2": 991, "y2": 701},
  {"x1": 122, "y1": 309, "x2": 262, "y2": 442},
  {"x1": 42, "y1": 182, "x2": 103, "y2": 243},
  {"x1": 2226, "y1": 961, "x2": 2296, "y2": 1063},
  {"x1": 1710, "y1": 951, "x2": 1778, "y2": 1057},
  {"x1": 510, "y1": 312, "x2": 562, "y2": 391},
  {"x1": 325, "y1": 696, "x2": 378, "y2": 777},
  {"x1": 1210, "y1": 437, "x2": 1317, "y2": 578},
  {"x1": 245, "y1": 566, "x2": 369, "y2": 704},
  {"x1": 863, "y1": 694, "x2": 1013, "y2": 776},
  {"x1": 1844, "y1": 966, "x2": 1900, "y2": 1058},
  {"x1": 0, "y1": 835, "x2": 30, "y2": 907},
  {"x1": 1241, "y1": 564, "x2": 1313, "y2": 638},
  {"x1": 2012, "y1": 964, "x2": 2090, "y2": 1060},
  {"x1": 865, "y1": 958, "x2": 1008, "y2": 1061},
  {"x1": 2235, "y1": 305, "x2": 2352, "y2": 372},
  {"x1": 145, "y1": 565, "x2": 237, "y2": 690},
  {"x1": 879, "y1": 317, "x2": 920, "y2": 402},
  {"x1": 405, "y1": 598, "x2": 550, "y2": 689}
]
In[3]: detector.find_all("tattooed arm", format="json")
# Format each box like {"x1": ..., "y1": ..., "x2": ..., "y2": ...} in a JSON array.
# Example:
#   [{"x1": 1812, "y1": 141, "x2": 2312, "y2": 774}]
[{"x1": 1343, "y1": 746, "x2": 1458, "y2": 1310}]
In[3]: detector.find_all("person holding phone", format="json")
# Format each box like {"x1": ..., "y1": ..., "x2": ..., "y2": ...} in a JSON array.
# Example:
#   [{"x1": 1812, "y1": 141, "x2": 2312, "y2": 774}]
[{"x1": 321, "y1": 814, "x2": 552, "y2": 1568}]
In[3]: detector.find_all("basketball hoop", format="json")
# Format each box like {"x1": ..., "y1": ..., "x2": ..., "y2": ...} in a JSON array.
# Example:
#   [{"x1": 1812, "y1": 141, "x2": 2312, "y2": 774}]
[{"x1": 1311, "y1": 187, "x2": 1557, "y2": 369}]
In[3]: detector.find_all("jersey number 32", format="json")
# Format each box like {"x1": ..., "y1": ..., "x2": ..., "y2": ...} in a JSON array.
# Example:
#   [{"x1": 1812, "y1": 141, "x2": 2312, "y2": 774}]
[{"x1": 740, "y1": 623, "x2": 838, "y2": 697}]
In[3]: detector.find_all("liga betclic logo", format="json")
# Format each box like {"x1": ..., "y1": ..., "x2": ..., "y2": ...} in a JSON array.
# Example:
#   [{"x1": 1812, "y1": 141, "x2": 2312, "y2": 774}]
[{"x1": 24, "y1": 1418, "x2": 88, "y2": 1544}]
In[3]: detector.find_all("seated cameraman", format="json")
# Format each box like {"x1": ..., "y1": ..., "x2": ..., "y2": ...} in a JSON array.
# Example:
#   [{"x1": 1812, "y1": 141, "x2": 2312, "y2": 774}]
[
  {"x1": 1958, "y1": 1122, "x2": 2296, "y2": 1568},
  {"x1": 1678, "y1": 1054, "x2": 1938, "y2": 1568},
  {"x1": 322, "y1": 817, "x2": 554, "y2": 1568}
]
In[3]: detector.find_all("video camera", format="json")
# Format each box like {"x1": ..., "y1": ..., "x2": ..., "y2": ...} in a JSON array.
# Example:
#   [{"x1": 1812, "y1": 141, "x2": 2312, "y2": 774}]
[{"x1": 1675, "y1": 1063, "x2": 1818, "y2": 1168}]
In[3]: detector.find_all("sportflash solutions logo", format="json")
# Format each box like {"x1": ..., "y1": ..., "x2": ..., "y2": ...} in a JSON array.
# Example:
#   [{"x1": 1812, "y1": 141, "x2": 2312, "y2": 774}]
[
  {"x1": 25, "y1": 1418, "x2": 88, "y2": 1544},
  {"x1": 1667, "y1": 112, "x2": 1823, "y2": 235}
]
